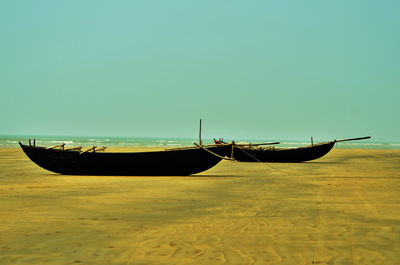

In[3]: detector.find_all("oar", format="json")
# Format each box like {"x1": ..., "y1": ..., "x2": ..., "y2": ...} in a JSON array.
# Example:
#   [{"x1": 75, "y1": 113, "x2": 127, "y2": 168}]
[
  {"x1": 46, "y1": 143, "x2": 66, "y2": 150},
  {"x1": 335, "y1": 136, "x2": 371, "y2": 143},
  {"x1": 80, "y1": 146, "x2": 97, "y2": 154}
]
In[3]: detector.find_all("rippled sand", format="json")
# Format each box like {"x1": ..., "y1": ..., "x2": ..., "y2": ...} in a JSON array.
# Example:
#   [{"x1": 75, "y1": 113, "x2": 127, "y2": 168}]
[{"x1": 0, "y1": 147, "x2": 399, "y2": 264}]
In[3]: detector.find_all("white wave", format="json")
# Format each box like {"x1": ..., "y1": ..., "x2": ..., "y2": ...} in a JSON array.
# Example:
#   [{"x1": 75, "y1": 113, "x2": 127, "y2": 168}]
[{"x1": 51, "y1": 140, "x2": 74, "y2": 144}]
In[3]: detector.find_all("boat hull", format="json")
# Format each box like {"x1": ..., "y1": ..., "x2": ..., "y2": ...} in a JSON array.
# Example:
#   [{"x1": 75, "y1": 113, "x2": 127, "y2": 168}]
[
  {"x1": 19, "y1": 143, "x2": 232, "y2": 176},
  {"x1": 232, "y1": 141, "x2": 335, "y2": 162}
]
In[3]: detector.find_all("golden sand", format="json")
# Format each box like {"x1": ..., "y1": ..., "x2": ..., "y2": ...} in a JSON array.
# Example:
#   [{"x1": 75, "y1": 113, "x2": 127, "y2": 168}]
[{"x1": 0, "y1": 147, "x2": 399, "y2": 264}]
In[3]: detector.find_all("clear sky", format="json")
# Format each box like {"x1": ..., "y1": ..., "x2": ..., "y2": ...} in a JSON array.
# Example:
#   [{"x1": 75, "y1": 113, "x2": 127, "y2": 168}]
[{"x1": 1, "y1": 0, "x2": 399, "y2": 141}]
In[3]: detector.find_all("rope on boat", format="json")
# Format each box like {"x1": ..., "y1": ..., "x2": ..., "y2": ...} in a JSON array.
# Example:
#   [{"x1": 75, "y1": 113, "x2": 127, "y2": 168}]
[
  {"x1": 235, "y1": 146, "x2": 264, "y2": 163},
  {"x1": 234, "y1": 145, "x2": 300, "y2": 176},
  {"x1": 193, "y1": 143, "x2": 234, "y2": 161},
  {"x1": 204, "y1": 141, "x2": 299, "y2": 176}
]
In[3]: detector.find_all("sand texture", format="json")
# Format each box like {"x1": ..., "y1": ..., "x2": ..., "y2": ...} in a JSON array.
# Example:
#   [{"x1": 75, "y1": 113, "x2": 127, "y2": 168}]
[{"x1": 0, "y1": 147, "x2": 400, "y2": 264}]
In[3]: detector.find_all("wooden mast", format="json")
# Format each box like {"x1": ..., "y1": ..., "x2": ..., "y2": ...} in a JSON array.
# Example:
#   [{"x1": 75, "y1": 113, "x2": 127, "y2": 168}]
[{"x1": 199, "y1": 119, "x2": 202, "y2": 146}]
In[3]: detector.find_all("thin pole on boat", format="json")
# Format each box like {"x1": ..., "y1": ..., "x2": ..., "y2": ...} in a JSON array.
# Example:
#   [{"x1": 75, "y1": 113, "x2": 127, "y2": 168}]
[
  {"x1": 199, "y1": 118, "x2": 202, "y2": 146},
  {"x1": 234, "y1": 142, "x2": 280, "y2": 147},
  {"x1": 29, "y1": 139, "x2": 31, "y2": 146},
  {"x1": 231, "y1": 141, "x2": 235, "y2": 159},
  {"x1": 311, "y1": 137, "x2": 313, "y2": 146}
]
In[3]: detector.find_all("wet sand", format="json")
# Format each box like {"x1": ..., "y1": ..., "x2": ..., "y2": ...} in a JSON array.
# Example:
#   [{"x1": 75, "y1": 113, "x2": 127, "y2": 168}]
[{"x1": 0, "y1": 147, "x2": 399, "y2": 264}]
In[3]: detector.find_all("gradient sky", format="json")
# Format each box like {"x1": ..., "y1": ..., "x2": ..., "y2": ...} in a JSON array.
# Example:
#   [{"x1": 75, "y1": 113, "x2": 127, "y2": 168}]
[{"x1": 1, "y1": 0, "x2": 399, "y2": 141}]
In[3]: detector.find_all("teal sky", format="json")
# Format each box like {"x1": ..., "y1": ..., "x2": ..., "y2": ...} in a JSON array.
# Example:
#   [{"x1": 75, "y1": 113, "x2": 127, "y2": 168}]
[{"x1": 1, "y1": 0, "x2": 399, "y2": 141}]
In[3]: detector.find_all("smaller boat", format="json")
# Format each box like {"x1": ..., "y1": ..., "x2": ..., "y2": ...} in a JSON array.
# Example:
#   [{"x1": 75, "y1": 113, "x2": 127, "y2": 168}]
[
  {"x1": 19, "y1": 140, "x2": 233, "y2": 176},
  {"x1": 214, "y1": 136, "x2": 371, "y2": 162}
]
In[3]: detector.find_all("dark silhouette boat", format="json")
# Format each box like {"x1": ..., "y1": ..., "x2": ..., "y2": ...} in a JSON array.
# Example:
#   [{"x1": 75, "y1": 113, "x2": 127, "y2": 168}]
[
  {"x1": 214, "y1": 136, "x2": 371, "y2": 162},
  {"x1": 19, "y1": 141, "x2": 233, "y2": 176}
]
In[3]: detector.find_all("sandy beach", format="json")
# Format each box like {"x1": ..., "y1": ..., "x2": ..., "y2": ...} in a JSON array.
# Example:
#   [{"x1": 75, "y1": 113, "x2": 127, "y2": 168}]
[{"x1": 0, "y1": 147, "x2": 399, "y2": 265}]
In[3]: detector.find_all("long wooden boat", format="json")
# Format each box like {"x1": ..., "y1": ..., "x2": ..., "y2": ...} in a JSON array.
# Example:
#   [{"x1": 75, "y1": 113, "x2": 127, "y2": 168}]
[
  {"x1": 214, "y1": 136, "x2": 371, "y2": 162},
  {"x1": 19, "y1": 141, "x2": 233, "y2": 176}
]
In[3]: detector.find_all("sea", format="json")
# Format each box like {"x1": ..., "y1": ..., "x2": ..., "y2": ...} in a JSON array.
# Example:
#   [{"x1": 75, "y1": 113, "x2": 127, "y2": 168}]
[{"x1": 0, "y1": 135, "x2": 399, "y2": 149}]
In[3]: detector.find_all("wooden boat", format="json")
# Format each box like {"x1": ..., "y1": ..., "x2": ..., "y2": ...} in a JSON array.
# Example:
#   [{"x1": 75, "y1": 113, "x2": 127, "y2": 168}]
[
  {"x1": 19, "y1": 141, "x2": 233, "y2": 176},
  {"x1": 214, "y1": 136, "x2": 371, "y2": 162}
]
